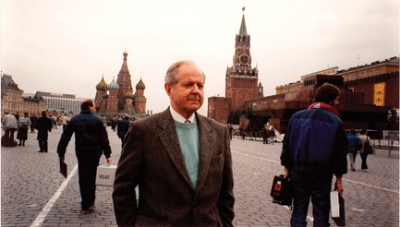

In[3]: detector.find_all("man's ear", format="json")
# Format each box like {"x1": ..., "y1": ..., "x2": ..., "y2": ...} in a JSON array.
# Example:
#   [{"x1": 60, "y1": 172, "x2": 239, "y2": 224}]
[{"x1": 164, "y1": 83, "x2": 173, "y2": 98}]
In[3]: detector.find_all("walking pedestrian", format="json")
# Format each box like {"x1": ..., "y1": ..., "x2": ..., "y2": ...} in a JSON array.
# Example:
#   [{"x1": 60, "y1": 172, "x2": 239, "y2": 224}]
[
  {"x1": 35, "y1": 111, "x2": 52, "y2": 152},
  {"x1": 57, "y1": 99, "x2": 112, "y2": 214},
  {"x1": 1, "y1": 111, "x2": 18, "y2": 147},
  {"x1": 358, "y1": 129, "x2": 372, "y2": 172},
  {"x1": 61, "y1": 114, "x2": 70, "y2": 131},
  {"x1": 112, "y1": 60, "x2": 235, "y2": 226},
  {"x1": 50, "y1": 115, "x2": 57, "y2": 129},
  {"x1": 241, "y1": 125, "x2": 246, "y2": 140},
  {"x1": 280, "y1": 83, "x2": 348, "y2": 227},
  {"x1": 228, "y1": 123, "x2": 233, "y2": 140},
  {"x1": 117, "y1": 114, "x2": 130, "y2": 148},
  {"x1": 111, "y1": 118, "x2": 117, "y2": 131},
  {"x1": 30, "y1": 114, "x2": 38, "y2": 133},
  {"x1": 266, "y1": 122, "x2": 275, "y2": 145},
  {"x1": 347, "y1": 128, "x2": 362, "y2": 171},
  {"x1": 17, "y1": 112, "x2": 31, "y2": 146}
]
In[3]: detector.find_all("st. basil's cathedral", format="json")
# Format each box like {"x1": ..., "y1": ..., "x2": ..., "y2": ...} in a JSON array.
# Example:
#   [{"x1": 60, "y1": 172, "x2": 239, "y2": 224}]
[{"x1": 94, "y1": 50, "x2": 146, "y2": 118}]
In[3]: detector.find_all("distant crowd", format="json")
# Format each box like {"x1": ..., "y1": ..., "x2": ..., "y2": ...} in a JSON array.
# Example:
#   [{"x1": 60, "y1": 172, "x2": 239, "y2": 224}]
[{"x1": 1, "y1": 111, "x2": 70, "y2": 150}]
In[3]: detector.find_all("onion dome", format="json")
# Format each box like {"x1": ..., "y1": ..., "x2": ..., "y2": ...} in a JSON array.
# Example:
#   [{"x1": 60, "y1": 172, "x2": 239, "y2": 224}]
[
  {"x1": 136, "y1": 78, "x2": 146, "y2": 90},
  {"x1": 107, "y1": 78, "x2": 119, "y2": 90},
  {"x1": 124, "y1": 90, "x2": 134, "y2": 99},
  {"x1": 96, "y1": 76, "x2": 108, "y2": 91}
]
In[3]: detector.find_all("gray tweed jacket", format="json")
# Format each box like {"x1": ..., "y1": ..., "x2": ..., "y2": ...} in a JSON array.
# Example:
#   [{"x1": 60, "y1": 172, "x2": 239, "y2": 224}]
[{"x1": 112, "y1": 108, "x2": 235, "y2": 227}]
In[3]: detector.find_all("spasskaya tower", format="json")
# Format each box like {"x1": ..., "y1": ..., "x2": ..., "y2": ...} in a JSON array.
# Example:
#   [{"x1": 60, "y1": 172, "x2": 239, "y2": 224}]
[
  {"x1": 208, "y1": 7, "x2": 261, "y2": 124},
  {"x1": 225, "y1": 7, "x2": 259, "y2": 111}
]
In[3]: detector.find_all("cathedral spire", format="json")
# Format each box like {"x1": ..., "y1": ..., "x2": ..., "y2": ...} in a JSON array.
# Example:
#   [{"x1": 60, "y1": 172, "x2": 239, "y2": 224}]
[{"x1": 238, "y1": 7, "x2": 247, "y2": 37}]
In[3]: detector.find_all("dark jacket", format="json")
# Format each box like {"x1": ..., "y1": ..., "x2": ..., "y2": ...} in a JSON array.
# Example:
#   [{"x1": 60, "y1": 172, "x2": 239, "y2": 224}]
[
  {"x1": 117, "y1": 118, "x2": 130, "y2": 138},
  {"x1": 112, "y1": 108, "x2": 235, "y2": 227},
  {"x1": 57, "y1": 110, "x2": 111, "y2": 158},
  {"x1": 35, "y1": 117, "x2": 52, "y2": 140},
  {"x1": 281, "y1": 107, "x2": 348, "y2": 177}
]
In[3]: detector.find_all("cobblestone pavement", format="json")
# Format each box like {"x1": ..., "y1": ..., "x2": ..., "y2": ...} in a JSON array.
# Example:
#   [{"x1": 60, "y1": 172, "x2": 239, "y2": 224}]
[{"x1": 1, "y1": 127, "x2": 399, "y2": 226}]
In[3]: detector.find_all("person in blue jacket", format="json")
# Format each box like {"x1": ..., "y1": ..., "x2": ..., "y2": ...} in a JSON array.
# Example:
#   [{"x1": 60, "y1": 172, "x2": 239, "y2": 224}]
[
  {"x1": 57, "y1": 99, "x2": 112, "y2": 214},
  {"x1": 117, "y1": 114, "x2": 131, "y2": 148},
  {"x1": 347, "y1": 128, "x2": 362, "y2": 171},
  {"x1": 281, "y1": 83, "x2": 348, "y2": 227}
]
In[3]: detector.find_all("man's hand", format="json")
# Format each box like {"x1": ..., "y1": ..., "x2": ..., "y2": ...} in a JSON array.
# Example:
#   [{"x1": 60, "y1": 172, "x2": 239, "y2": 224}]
[
  {"x1": 283, "y1": 167, "x2": 290, "y2": 179},
  {"x1": 107, "y1": 158, "x2": 112, "y2": 164},
  {"x1": 334, "y1": 177, "x2": 344, "y2": 195}
]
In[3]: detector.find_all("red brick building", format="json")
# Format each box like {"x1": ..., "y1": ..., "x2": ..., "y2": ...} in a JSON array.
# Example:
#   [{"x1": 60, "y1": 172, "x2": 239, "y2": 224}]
[
  {"x1": 207, "y1": 9, "x2": 398, "y2": 137},
  {"x1": 208, "y1": 10, "x2": 262, "y2": 123}
]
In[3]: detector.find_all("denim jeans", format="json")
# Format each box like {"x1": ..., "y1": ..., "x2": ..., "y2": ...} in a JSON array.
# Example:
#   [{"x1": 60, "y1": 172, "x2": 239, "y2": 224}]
[{"x1": 290, "y1": 171, "x2": 332, "y2": 227}]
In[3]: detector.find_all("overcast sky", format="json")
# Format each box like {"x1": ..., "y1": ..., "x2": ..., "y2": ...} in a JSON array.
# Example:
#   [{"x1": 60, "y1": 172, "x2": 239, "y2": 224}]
[{"x1": 1, "y1": 0, "x2": 399, "y2": 115}]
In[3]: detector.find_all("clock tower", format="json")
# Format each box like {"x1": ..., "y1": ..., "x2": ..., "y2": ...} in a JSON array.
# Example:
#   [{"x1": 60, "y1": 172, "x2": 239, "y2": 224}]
[{"x1": 225, "y1": 8, "x2": 259, "y2": 111}]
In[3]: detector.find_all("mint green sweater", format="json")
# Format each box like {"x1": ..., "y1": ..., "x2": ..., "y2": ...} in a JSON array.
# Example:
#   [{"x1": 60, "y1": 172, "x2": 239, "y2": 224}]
[{"x1": 174, "y1": 118, "x2": 200, "y2": 189}]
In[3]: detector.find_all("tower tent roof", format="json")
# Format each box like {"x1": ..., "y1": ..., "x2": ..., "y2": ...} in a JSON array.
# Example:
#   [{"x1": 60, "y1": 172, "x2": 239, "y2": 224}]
[
  {"x1": 119, "y1": 51, "x2": 130, "y2": 74},
  {"x1": 238, "y1": 14, "x2": 247, "y2": 37}
]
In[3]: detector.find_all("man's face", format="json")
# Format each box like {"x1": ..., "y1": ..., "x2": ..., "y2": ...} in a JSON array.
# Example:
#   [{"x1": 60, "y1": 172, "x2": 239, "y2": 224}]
[
  {"x1": 331, "y1": 96, "x2": 340, "y2": 107},
  {"x1": 165, "y1": 62, "x2": 205, "y2": 119}
]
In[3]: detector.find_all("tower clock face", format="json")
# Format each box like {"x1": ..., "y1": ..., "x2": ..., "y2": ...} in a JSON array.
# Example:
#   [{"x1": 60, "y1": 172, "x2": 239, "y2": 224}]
[{"x1": 239, "y1": 54, "x2": 249, "y2": 65}]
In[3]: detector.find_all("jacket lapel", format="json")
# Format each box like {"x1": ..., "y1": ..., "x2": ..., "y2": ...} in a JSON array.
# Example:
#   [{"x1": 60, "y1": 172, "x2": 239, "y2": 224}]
[
  {"x1": 158, "y1": 109, "x2": 193, "y2": 188},
  {"x1": 195, "y1": 114, "x2": 214, "y2": 192}
]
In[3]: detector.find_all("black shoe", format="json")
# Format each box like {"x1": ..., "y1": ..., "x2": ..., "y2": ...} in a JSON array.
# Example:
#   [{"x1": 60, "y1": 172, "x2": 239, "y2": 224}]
[{"x1": 38, "y1": 150, "x2": 43, "y2": 153}]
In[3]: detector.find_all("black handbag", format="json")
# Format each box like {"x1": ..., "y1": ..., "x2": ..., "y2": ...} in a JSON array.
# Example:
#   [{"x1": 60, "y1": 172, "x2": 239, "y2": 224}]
[
  {"x1": 270, "y1": 175, "x2": 294, "y2": 207},
  {"x1": 365, "y1": 140, "x2": 373, "y2": 154}
]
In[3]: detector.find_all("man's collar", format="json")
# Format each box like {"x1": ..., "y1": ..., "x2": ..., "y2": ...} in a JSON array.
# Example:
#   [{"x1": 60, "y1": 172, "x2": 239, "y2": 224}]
[
  {"x1": 307, "y1": 102, "x2": 341, "y2": 117},
  {"x1": 169, "y1": 107, "x2": 195, "y2": 124}
]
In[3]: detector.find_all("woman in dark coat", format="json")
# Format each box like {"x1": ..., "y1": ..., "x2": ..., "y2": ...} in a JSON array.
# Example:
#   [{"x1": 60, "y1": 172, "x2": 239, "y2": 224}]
[{"x1": 35, "y1": 111, "x2": 52, "y2": 152}]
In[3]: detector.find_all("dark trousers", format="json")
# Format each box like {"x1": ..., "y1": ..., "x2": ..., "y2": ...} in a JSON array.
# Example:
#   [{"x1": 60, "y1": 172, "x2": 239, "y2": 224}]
[
  {"x1": 38, "y1": 140, "x2": 48, "y2": 152},
  {"x1": 3, "y1": 129, "x2": 17, "y2": 147},
  {"x1": 360, "y1": 152, "x2": 369, "y2": 170},
  {"x1": 120, "y1": 136, "x2": 125, "y2": 148},
  {"x1": 77, "y1": 151, "x2": 101, "y2": 210},
  {"x1": 290, "y1": 171, "x2": 332, "y2": 227}
]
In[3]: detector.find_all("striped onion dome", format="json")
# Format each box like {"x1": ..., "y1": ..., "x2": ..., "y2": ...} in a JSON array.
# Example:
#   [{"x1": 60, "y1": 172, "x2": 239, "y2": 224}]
[{"x1": 107, "y1": 78, "x2": 119, "y2": 90}]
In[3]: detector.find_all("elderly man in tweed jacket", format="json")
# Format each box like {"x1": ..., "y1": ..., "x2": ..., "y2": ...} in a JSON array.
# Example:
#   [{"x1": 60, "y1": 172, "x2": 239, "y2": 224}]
[{"x1": 113, "y1": 61, "x2": 235, "y2": 227}]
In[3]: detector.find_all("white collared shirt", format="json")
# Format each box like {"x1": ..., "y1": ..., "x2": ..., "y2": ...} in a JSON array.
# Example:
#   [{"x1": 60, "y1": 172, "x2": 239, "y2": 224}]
[{"x1": 170, "y1": 107, "x2": 195, "y2": 124}]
